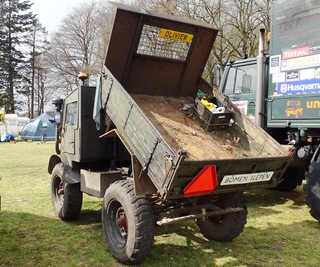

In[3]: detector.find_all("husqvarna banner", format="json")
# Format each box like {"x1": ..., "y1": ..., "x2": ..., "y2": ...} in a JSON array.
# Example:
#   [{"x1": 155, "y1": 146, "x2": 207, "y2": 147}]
[{"x1": 277, "y1": 79, "x2": 320, "y2": 95}]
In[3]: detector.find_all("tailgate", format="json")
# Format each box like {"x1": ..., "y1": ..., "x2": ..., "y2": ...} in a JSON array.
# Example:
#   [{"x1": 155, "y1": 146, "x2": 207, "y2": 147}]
[{"x1": 166, "y1": 156, "x2": 291, "y2": 199}]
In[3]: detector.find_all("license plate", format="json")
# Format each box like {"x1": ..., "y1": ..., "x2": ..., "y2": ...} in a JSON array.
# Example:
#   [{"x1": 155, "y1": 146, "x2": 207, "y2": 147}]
[{"x1": 221, "y1": 171, "x2": 274, "y2": 185}]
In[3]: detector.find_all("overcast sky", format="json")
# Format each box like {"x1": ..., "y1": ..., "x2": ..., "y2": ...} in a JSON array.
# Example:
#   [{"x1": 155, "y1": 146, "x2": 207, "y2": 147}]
[{"x1": 30, "y1": 0, "x2": 80, "y2": 33}]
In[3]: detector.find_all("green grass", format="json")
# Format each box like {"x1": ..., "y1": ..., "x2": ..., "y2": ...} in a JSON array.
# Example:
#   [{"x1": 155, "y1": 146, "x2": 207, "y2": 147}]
[{"x1": 0, "y1": 142, "x2": 320, "y2": 266}]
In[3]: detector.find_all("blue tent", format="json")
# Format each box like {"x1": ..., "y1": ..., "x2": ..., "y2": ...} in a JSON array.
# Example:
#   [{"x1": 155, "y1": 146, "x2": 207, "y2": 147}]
[
  {"x1": 30, "y1": 113, "x2": 54, "y2": 123},
  {"x1": 21, "y1": 118, "x2": 55, "y2": 141}
]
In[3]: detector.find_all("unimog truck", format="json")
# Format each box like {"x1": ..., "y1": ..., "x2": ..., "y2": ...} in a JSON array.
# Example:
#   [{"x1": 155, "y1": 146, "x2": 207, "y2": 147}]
[{"x1": 48, "y1": 3, "x2": 291, "y2": 265}]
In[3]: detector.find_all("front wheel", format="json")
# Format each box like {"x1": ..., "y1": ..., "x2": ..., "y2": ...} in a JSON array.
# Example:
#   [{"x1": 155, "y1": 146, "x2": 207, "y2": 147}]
[
  {"x1": 196, "y1": 192, "x2": 247, "y2": 241},
  {"x1": 102, "y1": 180, "x2": 155, "y2": 265},
  {"x1": 51, "y1": 163, "x2": 83, "y2": 220},
  {"x1": 304, "y1": 159, "x2": 320, "y2": 221}
]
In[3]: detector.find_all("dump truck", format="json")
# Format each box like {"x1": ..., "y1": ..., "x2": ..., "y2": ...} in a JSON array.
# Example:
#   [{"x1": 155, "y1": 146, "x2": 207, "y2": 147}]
[
  {"x1": 216, "y1": 0, "x2": 320, "y2": 221},
  {"x1": 48, "y1": 3, "x2": 291, "y2": 265}
]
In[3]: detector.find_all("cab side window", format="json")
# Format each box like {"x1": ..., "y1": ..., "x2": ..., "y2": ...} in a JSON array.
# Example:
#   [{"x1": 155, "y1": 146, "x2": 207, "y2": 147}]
[
  {"x1": 65, "y1": 101, "x2": 77, "y2": 126},
  {"x1": 224, "y1": 68, "x2": 236, "y2": 95}
]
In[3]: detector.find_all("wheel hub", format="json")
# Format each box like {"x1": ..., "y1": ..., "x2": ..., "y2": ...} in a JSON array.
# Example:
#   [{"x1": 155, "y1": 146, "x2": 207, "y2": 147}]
[
  {"x1": 115, "y1": 208, "x2": 127, "y2": 238},
  {"x1": 57, "y1": 182, "x2": 64, "y2": 195}
]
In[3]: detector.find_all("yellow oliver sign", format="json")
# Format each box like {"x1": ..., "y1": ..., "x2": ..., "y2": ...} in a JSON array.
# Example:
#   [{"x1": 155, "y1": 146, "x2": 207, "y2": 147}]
[{"x1": 158, "y1": 28, "x2": 193, "y2": 43}]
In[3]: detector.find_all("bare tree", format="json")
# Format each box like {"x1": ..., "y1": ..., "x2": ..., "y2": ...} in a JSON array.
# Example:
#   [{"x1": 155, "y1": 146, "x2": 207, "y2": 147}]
[
  {"x1": 133, "y1": 0, "x2": 270, "y2": 82},
  {"x1": 27, "y1": 19, "x2": 48, "y2": 118},
  {"x1": 34, "y1": 53, "x2": 51, "y2": 115},
  {"x1": 44, "y1": 0, "x2": 114, "y2": 97}
]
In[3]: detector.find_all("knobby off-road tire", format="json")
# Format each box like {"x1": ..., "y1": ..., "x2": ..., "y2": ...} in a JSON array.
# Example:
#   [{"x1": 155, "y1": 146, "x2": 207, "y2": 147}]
[
  {"x1": 304, "y1": 159, "x2": 320, "y2": 221},
  {"x1": 102, "y1": 180, "x2": 155, "y2": 265},
  {"x1": 51, "y1": 163, "x2": 83, "y2": 221},
  {"x1": 196, "y1": 192, "x2": 247, "y2": 241}
]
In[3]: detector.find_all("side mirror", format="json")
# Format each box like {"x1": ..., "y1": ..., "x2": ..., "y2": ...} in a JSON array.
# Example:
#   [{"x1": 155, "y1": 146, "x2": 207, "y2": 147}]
[
  {"x1": 54, "y1": 112, "x2": 62, "y2": 124},
  {"x1": 213, "y1": 65, "x2": 220, "y2": 87},
  {"x1": 242, "y1": 74, "x2": 252, "y2": 93}
]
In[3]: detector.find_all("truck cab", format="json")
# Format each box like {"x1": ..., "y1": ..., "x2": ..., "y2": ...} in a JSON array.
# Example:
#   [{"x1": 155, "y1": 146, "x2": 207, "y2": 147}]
[{"x1": 219, "y1": 57, "x2": 264, "y2": 122}]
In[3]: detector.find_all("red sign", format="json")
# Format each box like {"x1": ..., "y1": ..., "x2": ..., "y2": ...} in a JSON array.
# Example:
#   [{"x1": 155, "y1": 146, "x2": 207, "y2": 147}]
[
  {"x1": 282, "y1": 47, "x2": 310, "y2": 60},
  {"x1": 183, "y1": 166, "x2": 218, "y2": 197}
]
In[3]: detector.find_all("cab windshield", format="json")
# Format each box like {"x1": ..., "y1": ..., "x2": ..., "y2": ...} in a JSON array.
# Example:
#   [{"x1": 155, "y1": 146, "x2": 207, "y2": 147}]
[{"x1": 223, "y1": 64, "x2": 257, "y2": 95}]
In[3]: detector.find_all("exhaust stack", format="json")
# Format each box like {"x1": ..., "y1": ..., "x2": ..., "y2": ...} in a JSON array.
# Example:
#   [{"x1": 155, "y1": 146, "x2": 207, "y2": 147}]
[{"x1": 255, "y1": 28, "x2": 266, "y2": 128}]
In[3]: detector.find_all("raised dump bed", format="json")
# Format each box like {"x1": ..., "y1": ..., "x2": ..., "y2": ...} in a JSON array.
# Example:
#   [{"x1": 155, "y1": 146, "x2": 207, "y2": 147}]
[{"x1": 101, "y1": 65, "x2": 290, "y2": 200}]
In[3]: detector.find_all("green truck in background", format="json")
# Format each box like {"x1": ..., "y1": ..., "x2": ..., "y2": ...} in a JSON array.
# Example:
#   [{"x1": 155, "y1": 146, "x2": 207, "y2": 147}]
[{"x1": 217, "y1": 0, "x2": 320, "y2": 221}]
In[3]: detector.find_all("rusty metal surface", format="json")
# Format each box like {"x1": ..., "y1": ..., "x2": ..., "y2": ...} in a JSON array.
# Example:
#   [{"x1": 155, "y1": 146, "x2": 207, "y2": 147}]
[
  {"x1": 156, "y1": 207, "x2": 245, "y2": 226},
  {"x1": 105, "y1": 2, "x2": 218, "y2": 98}
]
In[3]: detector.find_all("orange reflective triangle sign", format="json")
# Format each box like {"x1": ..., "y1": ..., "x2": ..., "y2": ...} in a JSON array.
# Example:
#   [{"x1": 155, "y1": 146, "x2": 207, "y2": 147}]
[{"x1": 183, "y1": 165, "x2": 218, "y2": 197}]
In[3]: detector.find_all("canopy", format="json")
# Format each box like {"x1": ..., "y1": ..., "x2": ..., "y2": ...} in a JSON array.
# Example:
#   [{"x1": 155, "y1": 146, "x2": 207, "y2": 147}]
[{"x1": 21, "y1": 118, "x2": 55, "y2": 141}]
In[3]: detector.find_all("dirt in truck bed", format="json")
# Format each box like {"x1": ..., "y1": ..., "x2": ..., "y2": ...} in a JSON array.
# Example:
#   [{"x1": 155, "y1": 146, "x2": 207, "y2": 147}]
[{"x1": 132, "y1": 94, "x2": 252, "y2": 161}]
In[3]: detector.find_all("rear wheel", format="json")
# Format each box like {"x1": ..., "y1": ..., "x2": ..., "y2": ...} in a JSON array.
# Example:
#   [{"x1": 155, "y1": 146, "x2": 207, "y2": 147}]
[
  {"x1": 196, "y1": 192, "x2": 247, "y2": 241},
  {"x1": 102, "y1": 180, "x2": 155, "y2": 265},
  {"x1": 304, "y1": 159, "x2": 320, "y2": 221},
  {"x1": 51, "y1": 163, "x2": 83, "y2": 220},
  {"x1": 275, "y1": 166, "x2": 304, "y2": 191}
]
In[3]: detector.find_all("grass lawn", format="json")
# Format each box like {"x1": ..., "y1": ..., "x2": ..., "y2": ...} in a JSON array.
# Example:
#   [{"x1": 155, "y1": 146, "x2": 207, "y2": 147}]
[{"x1": 0, "y1": 141, "x2": 319, "y2": 267}]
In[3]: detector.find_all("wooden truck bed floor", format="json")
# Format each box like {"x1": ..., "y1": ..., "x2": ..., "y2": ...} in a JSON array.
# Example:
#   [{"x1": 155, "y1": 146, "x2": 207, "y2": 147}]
[{"x1": 132, "y1": 94, "x2": 254, "y2": 161}]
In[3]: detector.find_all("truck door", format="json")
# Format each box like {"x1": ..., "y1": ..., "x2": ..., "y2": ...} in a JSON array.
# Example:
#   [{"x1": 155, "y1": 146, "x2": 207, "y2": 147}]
[
  {"x1": 62, "y1": 100, "x2": 77, "y2": 155},
  {"x1": 221, "y1": 63, "x2": 257, "y2": 121}
]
